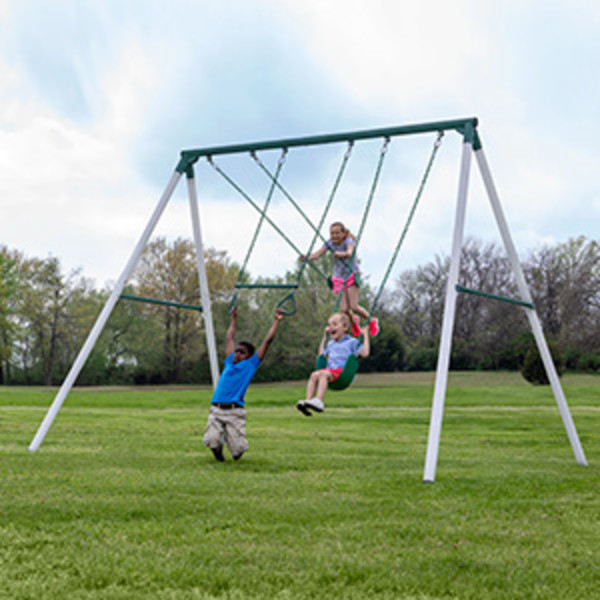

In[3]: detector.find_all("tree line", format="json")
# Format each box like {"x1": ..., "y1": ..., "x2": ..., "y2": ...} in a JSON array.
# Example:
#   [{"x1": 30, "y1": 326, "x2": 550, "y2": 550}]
[{"x1": 1, "y1": 235, "x2": 599, "y2": 386}]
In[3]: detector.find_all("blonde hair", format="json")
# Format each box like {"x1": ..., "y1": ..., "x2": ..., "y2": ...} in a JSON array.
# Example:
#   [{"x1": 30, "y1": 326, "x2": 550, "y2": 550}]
[{"x1": 331, "y1": 312, "x2": 350, "y2": 331}]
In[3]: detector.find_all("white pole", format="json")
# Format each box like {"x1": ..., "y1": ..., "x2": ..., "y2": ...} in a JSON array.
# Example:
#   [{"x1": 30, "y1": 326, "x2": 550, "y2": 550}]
[
  {"x1": 28, "y1": 171, "x2": 183, "y2": 452},
  {"x1": 186, "y1": 171, "x2": 220, "y2": 388},
  {"x1": 475, "y1": 147, "x2": 587, "y2": 466},
  {"x1": 423, "y1": 139, "x2": 473, "y2": 483}
]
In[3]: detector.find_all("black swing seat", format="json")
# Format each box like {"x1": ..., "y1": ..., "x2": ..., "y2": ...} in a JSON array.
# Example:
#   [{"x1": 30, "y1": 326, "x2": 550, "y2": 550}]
[{"x1": 315, "y1": 353, "x2": 360, "y2": 391}]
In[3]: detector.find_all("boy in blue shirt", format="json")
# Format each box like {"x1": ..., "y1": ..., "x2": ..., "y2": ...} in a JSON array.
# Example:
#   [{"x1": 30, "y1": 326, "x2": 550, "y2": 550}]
[
  {"x1": 296, "y1": 312, "x2": 370, "y2": 416},
  {"x1": 203, "y1": 307, "x2": 285, "y2": 461}
]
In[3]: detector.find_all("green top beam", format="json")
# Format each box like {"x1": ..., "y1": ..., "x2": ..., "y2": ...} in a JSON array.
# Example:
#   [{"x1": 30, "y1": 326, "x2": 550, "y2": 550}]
[{"x1": 176, "y1": 117, "x2": 479, "y2": 173}]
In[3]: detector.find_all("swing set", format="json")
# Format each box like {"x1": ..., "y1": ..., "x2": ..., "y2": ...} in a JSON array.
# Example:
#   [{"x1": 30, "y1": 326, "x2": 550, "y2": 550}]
[{"x1": 28, "y1": 117, "x2": 588, "y2": 483}]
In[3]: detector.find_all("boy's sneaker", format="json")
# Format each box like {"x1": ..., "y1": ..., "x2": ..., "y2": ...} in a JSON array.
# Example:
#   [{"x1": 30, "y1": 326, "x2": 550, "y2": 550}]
[
  {"x1": 296, "y1": 400, "x2": 312, "y2": 417},
  {"x1": 211, "y1": 446, "x2": 225, "y2": 462},
  {"x1": 369, "y1": 317, "x2": 380, "y2": 337},
  {"x1": 304, "y1": 397, "x2": 324, "y2": 413},
  {"x1": 351, "y1": 315, "x2": 361, "y2": 337}
]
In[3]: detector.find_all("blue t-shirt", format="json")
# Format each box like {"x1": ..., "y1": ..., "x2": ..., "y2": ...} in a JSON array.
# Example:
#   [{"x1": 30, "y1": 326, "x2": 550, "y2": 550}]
[
  {"x1": 324, "y1": 335, "x2": 362, "y2": 369},
  {"x1": 323, "y1": 238, "x2": 359, "y2": 278},
  {"x1": 211, "y1": 352, "x2": 261, "y2": 407}
]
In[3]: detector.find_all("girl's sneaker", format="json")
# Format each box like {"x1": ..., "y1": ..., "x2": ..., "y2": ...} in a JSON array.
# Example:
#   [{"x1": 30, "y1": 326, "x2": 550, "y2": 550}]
[
  {"x1": 351, "y1": 315, "x2": 361, "y2": 337},
  {"x1": 304, "y1": 397, "x2": 324, "y2": 413},
  {"x1": 296, "y1": 400, "x2": 312, "y2": 417},
  {"x1": 369, "y1": 317, "x2": 380, "y2": 337}
]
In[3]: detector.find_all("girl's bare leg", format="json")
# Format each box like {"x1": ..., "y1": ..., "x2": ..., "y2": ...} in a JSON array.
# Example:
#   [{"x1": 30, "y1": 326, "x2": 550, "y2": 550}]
[
  {"x1": 315, "y1": 371, "x2": 330, "y2": 401},
  {"x1": 339, "y1": 289, "x2": 350, "y2": 314},
  {"x1": 307, "y1": 370, "x2": 331, "y2": 400},
  {"x1": 346, "y1": 285, "x2": 369, "y2": 320},
  {"x1": 339, "y1": 289, "x2": 357, "y2": 325},
  {"x1": 306, "y1": 371, "x2": 318, "y2": 399}
]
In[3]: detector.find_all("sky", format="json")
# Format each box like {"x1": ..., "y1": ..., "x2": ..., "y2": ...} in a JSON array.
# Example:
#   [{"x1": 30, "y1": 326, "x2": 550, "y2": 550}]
[{"x1": 1, "y1": 0, "x2": 599, "y2": 292}]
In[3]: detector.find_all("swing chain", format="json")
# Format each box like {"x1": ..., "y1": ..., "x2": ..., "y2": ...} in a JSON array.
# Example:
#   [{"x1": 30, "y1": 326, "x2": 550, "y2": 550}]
[
  {"x1": 343, "y1": 140, "x2": 354, "y2": 159},
  {"x1": 381, "y1": 136, "x2": 391, "y2": 155},
  {"x1": 251, "y1": 147, "x2": 288, "y2": 169},
  {"x1": 228, "y1": 291, "x2": 239, "y2": 315},
  {"x1": 367, "y1": 129, "x2": 445, "y2": 317}
]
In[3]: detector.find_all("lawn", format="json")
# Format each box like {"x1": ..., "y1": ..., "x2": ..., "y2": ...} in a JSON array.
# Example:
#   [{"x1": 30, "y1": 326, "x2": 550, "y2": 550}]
[{"x1": 1, "y1": 372, "x2": 599, "y2": 599}]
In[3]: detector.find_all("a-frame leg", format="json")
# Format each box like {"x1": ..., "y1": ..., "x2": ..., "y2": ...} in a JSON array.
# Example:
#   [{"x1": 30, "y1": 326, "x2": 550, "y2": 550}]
[
  {"x1": 475, "y1": 147, "x2": 587, "y2": 466},
  {"x1": 186, "y1": 169, "x2": 220, "y2": 387},
  {"x1": 28, "y1": 171, "x2": 183, "y2": 451},
  {"x1": 423, "y1": 138, "x2": 473, "y2": 482}
]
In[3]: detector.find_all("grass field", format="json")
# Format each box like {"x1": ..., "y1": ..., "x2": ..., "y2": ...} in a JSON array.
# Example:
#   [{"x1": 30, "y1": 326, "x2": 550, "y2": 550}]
[{"x1": 1, "y1": 372, "x2": 599, "y2": 599}]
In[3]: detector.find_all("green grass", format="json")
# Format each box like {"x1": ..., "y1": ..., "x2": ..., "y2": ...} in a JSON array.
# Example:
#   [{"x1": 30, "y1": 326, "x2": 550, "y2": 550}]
[{"x1": 1, "y1": 372, "x2": 599, "y2": 599}]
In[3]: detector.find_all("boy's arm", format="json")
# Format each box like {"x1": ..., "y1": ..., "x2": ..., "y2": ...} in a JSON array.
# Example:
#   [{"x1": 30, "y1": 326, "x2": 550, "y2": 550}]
[
  {"x1": 225, "y1": 308, "x2": 237, "y2": 356},
  {"x1": 256, "y1": 309, "x2": 285, "y2": 361},
  {"x1": 358, "y1": 326, "x2": 370, "y2": 358}
]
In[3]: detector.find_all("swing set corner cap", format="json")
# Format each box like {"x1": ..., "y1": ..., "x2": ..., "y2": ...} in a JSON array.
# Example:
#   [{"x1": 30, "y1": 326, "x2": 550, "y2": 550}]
[{"x1": 176, "y1": 151, "x2": 197, "y2": 176}]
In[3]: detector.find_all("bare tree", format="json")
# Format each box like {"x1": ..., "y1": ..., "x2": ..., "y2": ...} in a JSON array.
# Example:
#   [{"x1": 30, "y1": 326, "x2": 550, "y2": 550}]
[{"x1": 526, "y1": 236, "x2": 600, "y2": 353}]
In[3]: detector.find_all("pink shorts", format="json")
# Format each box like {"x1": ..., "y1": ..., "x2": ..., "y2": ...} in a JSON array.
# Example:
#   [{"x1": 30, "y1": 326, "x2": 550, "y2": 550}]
[{"x1": 330, "y1": 273, "x2": 359, "y2": 294}]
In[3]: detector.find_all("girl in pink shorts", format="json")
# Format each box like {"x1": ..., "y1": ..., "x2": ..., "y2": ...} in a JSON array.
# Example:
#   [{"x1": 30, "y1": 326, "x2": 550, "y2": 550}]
[{"x1": 302, "y1": 221, "x2": 379, "y2": 338}]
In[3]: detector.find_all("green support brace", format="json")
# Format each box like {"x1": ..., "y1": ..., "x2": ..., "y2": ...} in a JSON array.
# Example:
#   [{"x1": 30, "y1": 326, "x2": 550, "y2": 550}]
[
  {"x1": 455, "y1": 285, "x2": 534, "y2": 309},
  {"x1": 120, "y1": 294, "x2": 203, "y2": 312},
  {"x1": 234, "y1": 283, "x2": 299, "y2": 289}
]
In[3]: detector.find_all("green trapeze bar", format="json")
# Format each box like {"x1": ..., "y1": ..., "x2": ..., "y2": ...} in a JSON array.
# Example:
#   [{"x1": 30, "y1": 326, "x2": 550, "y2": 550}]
[
  {"x1": 120, "y1": 294, "x2": 203, "y2": 312},
  {"x1": 234, "y1": 283, "x2": 299, "y2": 289},
  {"x1": 176, "y1": 117, "x2": 478, "y2": 172},
  {"x1": 455, "y1": 285, "x2": 534, "y2": 309}
]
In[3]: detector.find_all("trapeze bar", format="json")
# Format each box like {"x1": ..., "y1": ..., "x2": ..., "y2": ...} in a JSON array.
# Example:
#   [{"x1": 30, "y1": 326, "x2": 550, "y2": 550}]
[
  {"x1": 455, "y1": 285, "x2": 534, "y2": 309},
  {"x1": 177, "y1": 117, "x2": 478, "y2": 170},
  {"x1": 119, "y1": 293, "x2": 203, "y2": 312},
  {"x1": 234, "y1": 283, "x2": 299, "y2": 289}
]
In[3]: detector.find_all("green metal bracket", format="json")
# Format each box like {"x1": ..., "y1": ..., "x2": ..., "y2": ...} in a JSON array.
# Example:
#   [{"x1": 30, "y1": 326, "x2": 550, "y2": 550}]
[
  {"x1": 176, "y1": 153, "x2": 198, "y2": 175},
  {"x1": 120, "y1": 294, "x2": 203, "y2": 312},
  {"x1": 462, "y1": 120, "x2": 476, "y2": 146},
  {"x1": 455, "y1": 285, "x2": 534, "y2": 309}
]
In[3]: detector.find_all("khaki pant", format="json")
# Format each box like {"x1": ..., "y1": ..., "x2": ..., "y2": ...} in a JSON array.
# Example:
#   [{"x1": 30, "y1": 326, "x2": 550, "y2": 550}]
[{"x1": 203, "y1": 405, "x2": 248, "y2": 458}]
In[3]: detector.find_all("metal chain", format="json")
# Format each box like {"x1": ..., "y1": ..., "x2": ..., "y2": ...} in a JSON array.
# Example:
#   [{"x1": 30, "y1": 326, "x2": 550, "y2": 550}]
[
  {"x1": 333, "y1": 136, "x2": 390, "y2": 315},
  {"x1": 369, "y1": 130, "x2": 445, "y2": 317}
]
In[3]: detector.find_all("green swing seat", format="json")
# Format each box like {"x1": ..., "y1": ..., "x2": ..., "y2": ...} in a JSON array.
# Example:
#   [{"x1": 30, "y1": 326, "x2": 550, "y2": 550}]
[{"x1": 315, "y1": 352, "x2": 360, "y2": 391}]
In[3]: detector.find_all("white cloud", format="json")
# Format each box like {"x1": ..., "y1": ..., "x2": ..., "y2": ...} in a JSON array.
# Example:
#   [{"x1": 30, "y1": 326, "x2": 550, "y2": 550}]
[
  {"x1": 277, "y1": 0, "x2": 600, "y2": 263},
  {"x1": 281, "y1": 0, "x2": 487, "y2": 115},
  {"x1": 1, "y1": 0, "x2": 599, "y2": 293},
  {"x1": 0, "y1": 35, "x2": 166, "y2": 287}
]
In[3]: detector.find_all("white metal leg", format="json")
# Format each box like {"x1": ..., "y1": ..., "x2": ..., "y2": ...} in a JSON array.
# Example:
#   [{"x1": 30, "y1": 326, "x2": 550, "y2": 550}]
[
  {"x1": 28, "y1": 171, "x2": 183, "y2": 451},
  {"x1": 186, "y1": 172, "x2": 220, "y2": 388},
  {"x1": 423, "y1": 140, "x2": 473, "y2": 482},
  {"x1": 475, "y1": 148, "x2": 587, "y2": 466}
]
